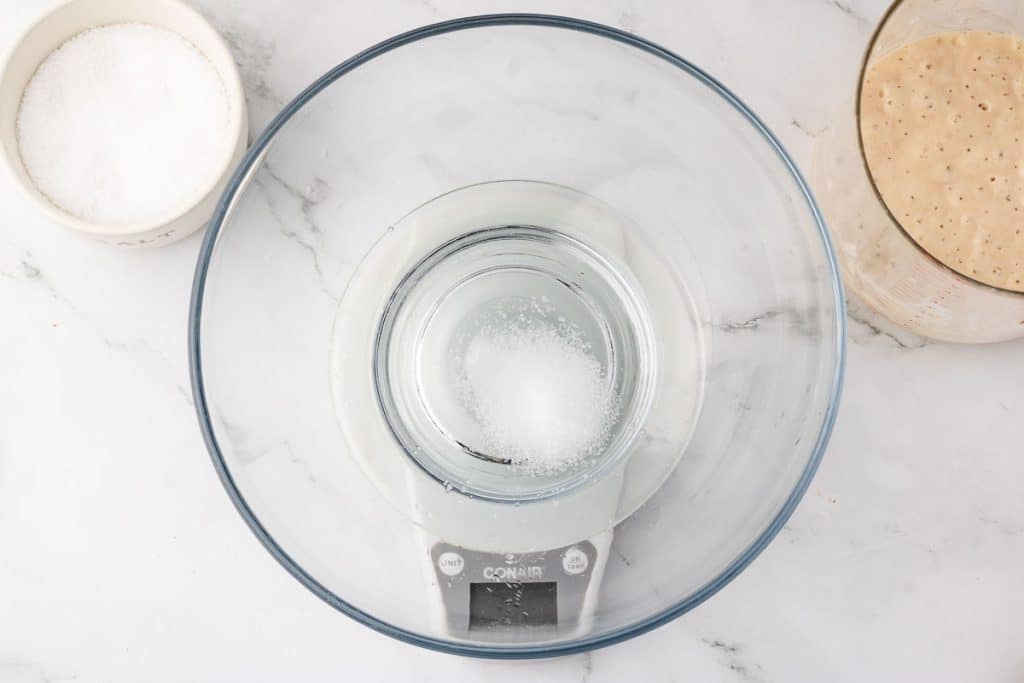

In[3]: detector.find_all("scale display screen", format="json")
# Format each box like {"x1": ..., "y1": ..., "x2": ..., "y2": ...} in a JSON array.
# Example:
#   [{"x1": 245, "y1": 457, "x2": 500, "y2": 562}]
[{"x1": 468, "y1": 582, "x2": 557, "y2": 629}]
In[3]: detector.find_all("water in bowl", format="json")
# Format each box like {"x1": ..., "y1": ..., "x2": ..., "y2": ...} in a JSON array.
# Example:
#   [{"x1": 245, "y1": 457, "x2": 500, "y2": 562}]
[{"x1": 341, "y1": 181, "x2": 703, "y2": 503}]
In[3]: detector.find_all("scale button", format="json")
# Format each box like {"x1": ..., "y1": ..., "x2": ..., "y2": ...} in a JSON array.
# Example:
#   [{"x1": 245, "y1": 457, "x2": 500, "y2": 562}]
[
  {"x1": 437, "y1": 551, "x2": 465, "y2": 577},
  {"x1": 562, "y1": 546, "x2": 589, "y2": 575}
]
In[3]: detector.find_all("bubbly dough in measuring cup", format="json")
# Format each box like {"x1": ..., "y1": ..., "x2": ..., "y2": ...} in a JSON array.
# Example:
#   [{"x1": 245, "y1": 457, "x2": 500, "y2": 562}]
[{"x1": 860, "y1": 31, "x2": 1024, "y2": 292}]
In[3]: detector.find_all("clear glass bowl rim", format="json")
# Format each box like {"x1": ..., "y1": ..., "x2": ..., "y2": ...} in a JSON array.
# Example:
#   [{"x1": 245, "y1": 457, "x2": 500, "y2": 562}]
[{"x1": 188, "y1": 13, "x2": 848, "y2": 659}]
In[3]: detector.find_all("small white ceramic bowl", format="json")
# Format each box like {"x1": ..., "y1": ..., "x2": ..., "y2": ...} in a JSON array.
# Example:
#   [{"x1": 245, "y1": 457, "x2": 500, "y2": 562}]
[{"x1": 0, "y1": 0, "x2": 248, "y2": 247}]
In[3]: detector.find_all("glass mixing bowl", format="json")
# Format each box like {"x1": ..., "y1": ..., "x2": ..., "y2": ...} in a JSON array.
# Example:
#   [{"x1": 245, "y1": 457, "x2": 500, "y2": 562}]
[
  {"x1": 815, "y1": 0, "x2": 1024, "y2": 343},
  {"x1": 190, "y1": 15, "x2": 845, "y2": 657}
]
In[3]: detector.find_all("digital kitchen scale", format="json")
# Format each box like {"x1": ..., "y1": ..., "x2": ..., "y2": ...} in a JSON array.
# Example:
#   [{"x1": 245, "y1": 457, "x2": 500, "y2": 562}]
[
  {"x1": 330, "y1": 181, "x2": 704, "y2": 641},
  {"x1": 419, "y1": 528, "x2": 612, "y2": 638}
]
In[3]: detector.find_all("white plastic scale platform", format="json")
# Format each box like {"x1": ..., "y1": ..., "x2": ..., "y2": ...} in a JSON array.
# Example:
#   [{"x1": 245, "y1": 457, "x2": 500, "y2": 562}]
[{"x1": 330, "y1": 181, "x2": 704, "y2": 641}]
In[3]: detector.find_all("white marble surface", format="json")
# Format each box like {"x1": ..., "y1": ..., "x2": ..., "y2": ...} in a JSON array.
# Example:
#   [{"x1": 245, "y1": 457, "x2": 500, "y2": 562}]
[{"x1": 1, "y1": 1, "x2": 1023, "y2": 681}]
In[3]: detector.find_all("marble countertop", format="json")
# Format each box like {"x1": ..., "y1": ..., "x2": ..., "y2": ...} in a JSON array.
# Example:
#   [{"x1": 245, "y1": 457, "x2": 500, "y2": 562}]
[{"x1": 2, "y1": 1, "x2": 1022, "y2": 681}]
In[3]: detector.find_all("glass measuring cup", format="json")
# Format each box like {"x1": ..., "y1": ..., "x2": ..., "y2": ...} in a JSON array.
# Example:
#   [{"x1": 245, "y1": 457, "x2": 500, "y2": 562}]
[{"x1": 815, "y1": 0, "x2": 1024, "y2": 343}]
